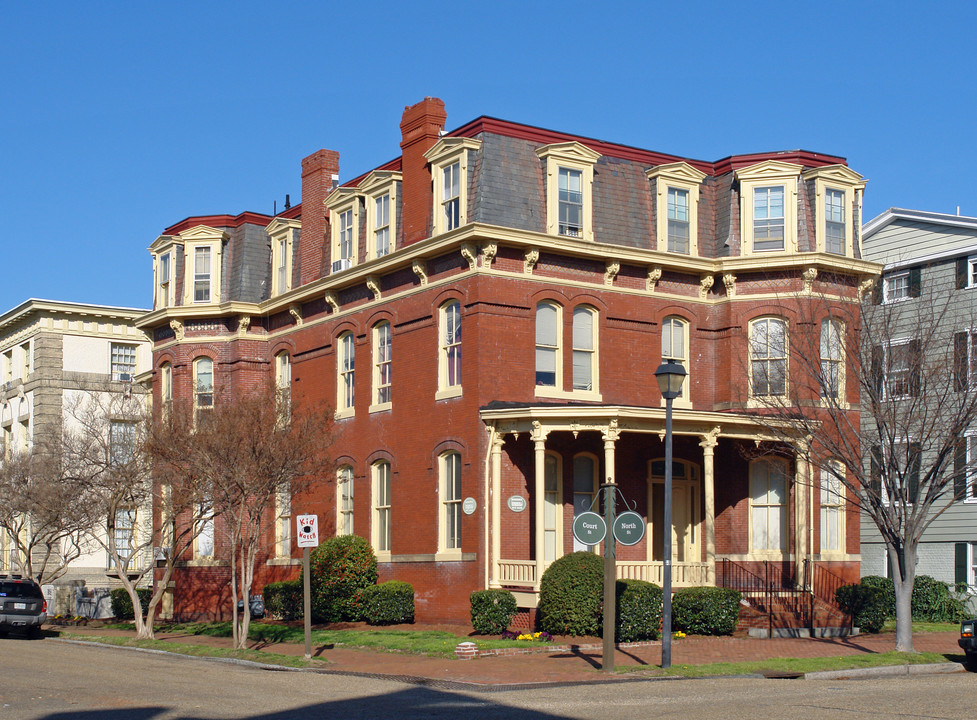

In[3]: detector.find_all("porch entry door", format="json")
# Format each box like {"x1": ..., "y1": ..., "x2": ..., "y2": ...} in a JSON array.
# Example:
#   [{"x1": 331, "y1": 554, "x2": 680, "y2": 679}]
[{"x1": 648, "y1": 460, "x2": 701, "y2": 564}]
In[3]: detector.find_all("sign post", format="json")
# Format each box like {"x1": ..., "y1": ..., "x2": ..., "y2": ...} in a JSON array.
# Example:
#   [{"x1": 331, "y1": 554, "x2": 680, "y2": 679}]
[{"x1": 296, "y1": 514, "x2": 319, "y2": 660}]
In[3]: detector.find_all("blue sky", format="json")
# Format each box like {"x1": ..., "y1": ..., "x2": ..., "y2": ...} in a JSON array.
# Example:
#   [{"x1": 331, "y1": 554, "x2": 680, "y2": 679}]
[{"x1": 2, "y1": 1, "x2": 974, "y2": 312}]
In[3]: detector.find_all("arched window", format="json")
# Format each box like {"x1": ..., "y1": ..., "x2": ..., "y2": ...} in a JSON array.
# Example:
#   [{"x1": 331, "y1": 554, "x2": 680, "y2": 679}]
[
  {"x1": 750, "y1": 318, "x2": 787, "y2": 397},
  {"x1": 337, "y1": 465, "x2": 354, "y2": 536},
  {"x1": 661, "y1": 316, "x2": 688, "y2": 399},
  {"x1": 750, "y1": 458, "x2": 788, "y2": 552},
  {"x1": 820, "y1": 319, "x2": 843, "y2": 400},
  {"x1": 160, "y1": 362, "x2": 172, "y2": 419},
  {"x1": 372, "y1": 461, "x2": 392, "y2": 555},
  {"x1": 372, "y1": 322, "x2": 392, "y2": 408},
  {"x1": 337, "y1": 332, "x2": 355, "y2": 414},
  {"x1": 572, "y1": 454, "x2": 598, "y2": 552},
  {"x1": 572, "y1": 306, "x2": 597, "y2": 391},
  {"x1": 275, "y1": 352, "x2": 291, "y2": 418},
  {"x1": 193, "y1": 357, "x2": 214, "y2": 419},
  {"x1": 439, "y1": 452, "x2": 462, "y2": 555},
  {"x1": 438, "y1": 301, "x2": 462, "y2": 394},
  {"x1": 535, "y1": 302, "x2": 561, "y2": 388}
]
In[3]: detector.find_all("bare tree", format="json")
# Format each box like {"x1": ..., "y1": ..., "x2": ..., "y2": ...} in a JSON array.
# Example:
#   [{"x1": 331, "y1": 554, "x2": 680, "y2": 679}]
[
  {"x1": 748, "y1": 275, "x2": 977, "y2": 652},
  {"x1": 165, "y1": 384, "x2": 333, "y2": 648},
  {"x1": 0, "y1": 444, "x2": 92, "y2": 584}
]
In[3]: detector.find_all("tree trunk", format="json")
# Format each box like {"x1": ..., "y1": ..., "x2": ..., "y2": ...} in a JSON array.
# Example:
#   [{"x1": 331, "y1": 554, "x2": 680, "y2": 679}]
[{"x1": 890, "y1": 544, "x2": 916, "y2": 653}]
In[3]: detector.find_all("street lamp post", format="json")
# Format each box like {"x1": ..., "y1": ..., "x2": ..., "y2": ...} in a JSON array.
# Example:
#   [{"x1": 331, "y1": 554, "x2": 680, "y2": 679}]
[{"x1": 655, "y1": 358, "x2": 686, "y2": 670}]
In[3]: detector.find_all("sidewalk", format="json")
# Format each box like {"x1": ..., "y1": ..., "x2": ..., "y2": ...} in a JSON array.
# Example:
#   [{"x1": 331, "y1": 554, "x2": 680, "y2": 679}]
[{"x1": 53, "y1": 625, "x2": 967, "y2": 687}]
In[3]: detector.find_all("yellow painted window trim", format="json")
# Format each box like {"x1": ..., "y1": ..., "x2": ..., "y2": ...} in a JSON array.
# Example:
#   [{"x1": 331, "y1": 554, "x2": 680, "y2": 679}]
[
  {"x1": 336, "y1": 332, "x2": 355, "y2": 415},
  {"x1": 438, "y1": 300, "x2": 462, "y2": 395},
  {"x1": 438, "y1": 451, "x2": 463, "y2": 556},
  {"x1": 371, "y1": 461, "x2": 392, "y2": 557},
  {"x1": 572, "y1": 305, "x2": 600, "y2": 396},
  {"x1": 659, "y1": 315, "x2": 692, "y2": 409},
  {"x1": 325, "y1": 188, "x2": 360, "y2": 272},
  {"x1": 819, "y1": 460, "x2": 847, "y2": 555},
  {"x1": 267, "y1": 219, "x2": 299, "y2": 296},
  {"x1": 336, "y1": 465, "x2": 354, "y2": 536},
  {"x1": 748, "y1": 457, "x2": 790, "y2": 554},
  {"x1": 819, "y1": 318, "x2": 848, "y2": 409},
  {"x1": 735, "y1": 160, "x2": 802, "y2": 257},
  {"x1": 536, "y1": 141, "x2": 601, "y2": 242},
  {"x1": 371, "y1": 322, "x2": 392, "y2": 409},
  {"x1": 646, "y1": 162, "x2": 706, "y2": 256},
  {"x1": 425, "y1": 138, "x2": 481, "y2": 236},
  {"x1": 177, "y1": 226, "x2": 226, "y2": 305},
  {"x1": 801, "y1": 164, "x2": 866, "y2": 257},
  {"x1": 359, "y1": 170, "x2": 402, "y2": 261},
  {"x1": 535, "y1": 300, "x2": 563, "y2": 392},
  {"x1": 746, "y1": 316, "x2": 789, "y2": 407}
]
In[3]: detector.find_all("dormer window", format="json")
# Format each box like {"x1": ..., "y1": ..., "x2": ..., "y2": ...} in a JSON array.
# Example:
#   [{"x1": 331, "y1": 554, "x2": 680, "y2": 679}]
[
  {"x1": 647, "y1": 162, "x2": 706, "y2": 255},
  {"x1": 753, "y1": 186, "x2": 786, "y2": 251},
  {"x1": 158, "y1": 253, "x2": 171, "y2": 308},
  {"x1": 153, "y1": 224, "x2": 225, "y2": 306},
  {"x1": 736, "y1": 161, "x2": 802, "y2": 256},
  {"x1": 359, "y1": 170, "x2": 401, "y2": 260},
  {"x1": 267, "y1": 218, "x2": 299, "y2": 297},
  {"x1": 801, "y1": 164, "x2": 866, "y2": 257},
  {"x1": 325, "y1": 187, "x2": 361, "y2": 273},
  {"x1": 194, "y1": 246, "x2": 212, "y2": 302},
  {"x1": 536, "y1": 142, "x2": 600, "y2": 242},
  {"x1": 425, "y1": 137, "x2": 481, "y2": 236}
]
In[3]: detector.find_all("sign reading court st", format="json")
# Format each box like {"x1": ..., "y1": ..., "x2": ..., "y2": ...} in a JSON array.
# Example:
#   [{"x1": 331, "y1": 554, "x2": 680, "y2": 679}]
[
  {"x1": 613, "y1": 511, "x2": 645, "y2": 546},
  {"x1": 572, "y1": 511, "x2": 607, "y2": 546}
]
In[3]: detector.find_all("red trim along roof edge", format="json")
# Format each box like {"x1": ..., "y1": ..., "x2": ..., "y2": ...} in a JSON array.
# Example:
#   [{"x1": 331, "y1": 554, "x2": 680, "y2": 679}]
[{"x1": 163, "y1": 211, "x2": 275, "y2": 235}]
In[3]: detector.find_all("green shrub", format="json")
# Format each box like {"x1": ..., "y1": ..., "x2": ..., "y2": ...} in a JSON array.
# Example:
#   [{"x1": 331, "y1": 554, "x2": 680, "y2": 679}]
[
  {"x1": 110, "y1": 588, "x2": 152, "y2": 620},
  {"x1": 470, "y1": 589, "x2": 518, "y2": 635},
  {"x1": 538, "y1": 551, "x2": 604, "y2": 636},
  {"x1": 671, "y1": 587, "x2": 741, "y2": 636},
  {"x1": 911, "y1": 575, "x2": 967, "y2": 622},
  {"x1": 304, "y1": 535, "x2": 378, "y2": 622},
  {"x1": 836, "y1": 584, "x2": 887, "y2": 633},
  {"x1": 860, "y1": 575, "x2": 895, "y2": 618},
  {"x1": 613, "y1": 579, "x2": 662, "y2": 642},
  {"x1": 262, "y1": 580, "x2": 303, "y2": 621},
  {"x1": 362, "y1": 581, "x2": 414, "y2": 625}
]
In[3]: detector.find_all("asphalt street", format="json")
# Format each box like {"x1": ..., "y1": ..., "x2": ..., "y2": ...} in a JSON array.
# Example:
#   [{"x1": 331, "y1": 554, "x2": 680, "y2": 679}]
[{"x1": 0, "y1": 637, "x2": 972, "y2": 720}]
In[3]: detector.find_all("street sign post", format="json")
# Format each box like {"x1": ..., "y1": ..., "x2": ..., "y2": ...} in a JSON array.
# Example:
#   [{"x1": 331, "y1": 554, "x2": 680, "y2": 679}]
[{"x1": 296, "y1": 514, "x2": 319, "y2": 659}]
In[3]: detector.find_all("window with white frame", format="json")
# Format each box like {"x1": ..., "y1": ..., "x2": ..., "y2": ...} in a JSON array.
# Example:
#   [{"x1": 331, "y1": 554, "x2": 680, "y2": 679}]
[
  {"x1": 824, "y1": 188, "x2": 846, "y2": 255},
  {"x1": 337, "y1": 465, "x2": 354, "y2": 535},
  {"x1": 158, "y1": 251, "x2": 171, "y2": 308},
  {"x1": 111, "y1": 343, "x2": 137, "y2": 382},
  {"x1": 196, "y1": 496, "x2": 214, "y2": 558},
  {"x1": 667, "y1": 188, "x2": 691, "y2": 253},
  {"x1": 438, "y1": 301, "x2": 462, "y2": 396},
  {"x1": 572, "y1": 454, "x2": 598, "y2": 552},
  {"x1": 337, "y1": 333, "x2": 355, "y2": 416},
  {"x1": 753, "y1": 186, "x2": 786, "y2": 251},
  {"x1": 372, "y1": 461, "x2": 391, "y2": 555},
  {"x1": 373, "y1": 193, "x2": 391, "y2": 257},
  {"x1": 558, "y1": 167, "x2": 583, "y2": 237},
  {"x1": 442, "y1": 161, "x2": 461, "y2": 231},
  {"x1": 737, "y1": 161, "x2": 800, "y2": 255},
  {"x1": 275, "y1": 236, "x2": 288, "y2": 292},
  {"x1": 883, "y1": 340, "x2": 918, "y2": 399},
  {"x1": 750, "y1": 458, "x2": 787, "y2": 552},
  {"x1": 160, "y1": 362, "x2": 172, "y2": 418},
  {"x1": 750, "y1": 318, "x2": 787, "y2": 397},
  {"x1": 425, "y1": 137, "x2": 481, "y2": 236},
  {"x1": 820, "y1": 460, "x2": 845, "y2": 553},
  {"x1": 275, "y1": 483, "x2": 291, "y2": 558},
  {"x1": 113, "y1": 508, "x2": 136, "y2": 564},
  {"x1": 820, "y1": 318, "x2": 844, "y2": 400},
  {"x1": 884, "y1": 271, "x2": 910, "y2": 302},
  {"x1": 193, "y1": 357, "x2": 214, "y2": 416},
  {"x1": 268, "y1": 219, "x2": 298, "y2": 295},
  {"x1": 325, "y1": 188, "x2": 360, "y2": 272},
  {"x1": 276, "y1": 352, "x2": 291, "y2": 420},
  {"x1": 543, "y1": 453, "x2": 562, "y2": 565},
  {"x1": 535, "y1": 302, "x2": 560, "y2": 388},
  {"x1": 339, "y1": 208, "x2": 354, "y2": 262},
  {"x1": 536, "y1": 142, "x2": 600, "y2": 242},
  {"x1": 109, "y1": 421, "x2": 136, "y2": 466},
  {"x1": 661, "y1": 316, "x2": 688, "y2": 399},
  {"x1": 193, "y1": 246, "x2": 212, "y2": 303},
  {"x1": 968, "y1": 256, "x2": 977, "y2": 289},
  {"x1": 439, "y1": 452, "x2": 462, "y2": 555},
  {"x1": 647, "y1": 162, "x2": 706, "y2": 255},
  {"x1": 372, "y1": 322, "x2": 392, "y2": 409},
  {"x1": 572, "y1": 306, "x2": 596, "y2": 391}
]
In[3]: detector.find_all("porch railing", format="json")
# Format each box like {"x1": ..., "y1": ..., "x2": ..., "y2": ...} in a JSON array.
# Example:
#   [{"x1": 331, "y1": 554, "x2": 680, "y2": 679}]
[
  {"x1": 720, "y1": 558, "x2": 806, "y2": 635},
  {"x1": 497, "y1": 559, "x2": 709, "y2": 589},
  {"x1": 805, "y1": 559, "x2": 848, "y2": 607}
]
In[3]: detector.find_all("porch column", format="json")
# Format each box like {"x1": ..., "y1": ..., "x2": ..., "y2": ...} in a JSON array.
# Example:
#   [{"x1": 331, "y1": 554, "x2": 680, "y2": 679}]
[
  {"x1": 490, "y1": 432, "x2": 505, "y2": 588},
  {"x1": 794, "y1": 442, "x2": 810, "y2": 587},
  {"x1": 699, "y1": 428, "x2": 719, "y2": 586},
  {"x1": 531, "y1": 421, "x2": 549, "y2": 590}
]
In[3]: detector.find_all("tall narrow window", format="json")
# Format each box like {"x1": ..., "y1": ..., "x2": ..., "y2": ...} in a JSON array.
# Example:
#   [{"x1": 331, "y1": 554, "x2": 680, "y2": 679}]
[
  {"x1": 158, "y1": 252, "x2": 171, "y2": 308},
  {"x1": 750, "y1": 318, "x2": 787, "y2": 397},
  {"x1": 373, "y1": 322, "x2": 392, "y2": 407},
  {"x1": 667, "y1": 187, "x2": 691, "y2": 253},
  {"x1": 338, "y1": 333, "x2": 355, "y2": 414},
  {"x1": 886, "y1": 341, "x2": 914, "y2": 398},
  {"x1": 440, "y1": 452, "x2": 462, "y2": 553},
  {"x1": 193, "y1": 246, "x2": 212, "y2": 302},
  {"x1": 820, "y1": 319, "x2": 843, "y2": 399},
  {"x1": 443, "y1": 162, "x2": 460, "y2": 231},
  {"x1": 374, "y1": 194, "x2": 390, "y2": 257},
  {"x1": 111, "y1": 343, "x2": 137, "y2": 381},
  {"x1": 276, "y1": 352, "x2": 291, "y2": 420},
  {"x1": 339, "y1": 208, "x2": 354, "y2": 263},
  {"x1": 194, "y1": 357, "x2": 214, "y2": 417},
  {"x1": 160, "y1": 363, "x2": 172, "y2": 418},
  {"x1": 825, "y1": 188, "x2": 846, "y2": 254},
  {"x1": 661, "y1": 317, "x2": 688, "y2": 398},
  {"x1": 19, "y1": 342, "x2": 30, "y2": 380},
  {"x1": 558, "y1": 167, "x2": 583, "y2": 237},
  {"x1": 753, "y1": 186, "x2": 786, "y2": 251},
  {"x1": 750, "y1": 458, "x2": 787, "y2": 552},
  {"x1": 276, "y1": 236, "x2": 288, "y2": 292},
  {"x1": 820, "y1": 461, "x2": 845, "y2": 553},
  {"x1": 439, "y1": 301, "x2": 462, "y2": 393},
  {"x1": 372, "y1": 461, "x2": 391, "y2": 554},
  {"x1": 337, "y1": 466, "x2": 354, "y2": 535},
  {"x1": 109, "y1": 421, "x2": 136, "y2": 466},
  {"x1": 543, "y1": 453, "x2": 562, "y2": 565},
  {"x1": 572, "y1": 455, "x2": 598, "y2": 552},
  {"x1": 275, "y1": 483, "x2": 291, "y2": 558},
  {"x1": 535, "y1": 302, "x2": 560, "y2": 387},
  {"x1": 113, "y1": 508, "x2": 136, "y2": 563},
  {"x1": 572, "y1": 306, "x2": 596, "y2": 391},
  {"x1": 196, "y1": 495, "x2": 214, "y2": 558}
]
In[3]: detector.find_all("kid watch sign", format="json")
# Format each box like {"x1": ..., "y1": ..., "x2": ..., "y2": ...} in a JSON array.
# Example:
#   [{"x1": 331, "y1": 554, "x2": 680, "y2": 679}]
[{"x1": 296, "y1": 515, "x2": 319, "y2": 548}]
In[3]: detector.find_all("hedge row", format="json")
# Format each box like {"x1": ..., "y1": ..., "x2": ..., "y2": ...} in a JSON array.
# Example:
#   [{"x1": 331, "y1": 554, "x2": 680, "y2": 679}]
[{"x1": 110, "y1": 588, "x2": 152, "y2": 620}]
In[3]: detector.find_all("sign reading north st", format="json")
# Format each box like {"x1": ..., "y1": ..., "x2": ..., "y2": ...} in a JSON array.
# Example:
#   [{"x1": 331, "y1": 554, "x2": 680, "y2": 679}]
[
  {"x1": 613, "y1": 511, "x2": 645, "y2": 546},
  {"x1": 572, "y1": 511, "x2": 607, "y2": 546},
  {"x1": 296, "y1": 515, "x2": 319, "y2": 548}
]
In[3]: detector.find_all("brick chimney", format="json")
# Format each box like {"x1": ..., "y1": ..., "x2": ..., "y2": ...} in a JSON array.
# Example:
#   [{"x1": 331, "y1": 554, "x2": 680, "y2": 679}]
[
  {"x1": 399, "y1": 97, "x2": 446, "y2": 245},
  {"x1": 299, "y1": 149, "x2": 340, "y2": 285}
]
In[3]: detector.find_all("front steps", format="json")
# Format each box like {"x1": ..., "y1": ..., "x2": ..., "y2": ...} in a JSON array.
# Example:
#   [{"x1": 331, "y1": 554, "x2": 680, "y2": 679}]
[{"x1": 736, "y1": 593, "x2": 854, "y2": 638}]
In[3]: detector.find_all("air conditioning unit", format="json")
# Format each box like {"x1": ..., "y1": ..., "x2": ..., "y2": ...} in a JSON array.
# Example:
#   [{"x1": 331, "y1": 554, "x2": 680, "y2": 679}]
[
  {"x1": 119, "y1": 373, "x2": 133, "y2": 383},
  {"x1": 331, "y1": 258, "x2": 353, "y2": 273}
]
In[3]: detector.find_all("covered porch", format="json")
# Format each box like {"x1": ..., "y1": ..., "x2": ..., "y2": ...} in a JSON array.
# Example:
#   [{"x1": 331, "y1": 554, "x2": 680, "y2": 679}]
[{"x1": 480, "y1": 404, "x2": 814, "y2": 606}]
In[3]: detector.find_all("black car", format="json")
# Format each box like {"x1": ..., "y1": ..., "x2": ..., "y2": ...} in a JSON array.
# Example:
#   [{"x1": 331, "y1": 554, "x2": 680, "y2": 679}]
[
  {"x1": 0, "y1": 575, "x2": 47, "y2": 637},
  {"x1": 960, "y1": 619, "x2": 977, "y2": 665}
]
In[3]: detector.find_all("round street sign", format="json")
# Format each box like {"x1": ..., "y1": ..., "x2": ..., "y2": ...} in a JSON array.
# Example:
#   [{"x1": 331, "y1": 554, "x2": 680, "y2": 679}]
[
  {"x1": 613, "y1": 511, "x2": 645, "y2": 546},
  {"x1": 572, "y1": 511, "x2": 607, "y2": 546}
]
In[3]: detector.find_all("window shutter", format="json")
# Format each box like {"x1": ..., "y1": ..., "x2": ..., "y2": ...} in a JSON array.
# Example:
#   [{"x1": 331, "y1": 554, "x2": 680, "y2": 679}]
[
  {"x1": 954, "y1": 438, "x2": 968, "y2": 500},
  {"x1": 871, "y1": 345, "x2": 884, "y2": 397},
  {"x1": 908, "y1": 267, "x2": 921, "y2": 298},
  {"x1": 908, "y1": 442, "x2": 921, "y2": 504},
  {"x1": 954, "y1": 332, "x2": 969, "y2": 391},
  {"x1": 871, "y1": 277, "x2": 883, "y2": 305},
  {"x1": 956, "y1": 257, "x2": 968, "y2": 289},
  {"x1": 870, "y1": 445, "x2": 882, "y2": 499},
  {"x1": 955, "y1": 542, "x2": 968, "y2": 586},
  {"x1": 908, "y1": 338, "x2": 921, "y2": 397}
]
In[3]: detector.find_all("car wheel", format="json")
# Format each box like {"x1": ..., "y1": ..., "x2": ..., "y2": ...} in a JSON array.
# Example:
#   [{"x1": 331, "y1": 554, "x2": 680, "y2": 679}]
[{"x1": 26, "y1": 626, "x2": 42, "y2": 639}]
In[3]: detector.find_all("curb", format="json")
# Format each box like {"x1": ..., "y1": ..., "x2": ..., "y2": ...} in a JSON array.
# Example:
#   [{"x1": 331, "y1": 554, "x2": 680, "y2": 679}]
[{"x1": 805, "y1": 662, "x2": 967, "y2": 680}]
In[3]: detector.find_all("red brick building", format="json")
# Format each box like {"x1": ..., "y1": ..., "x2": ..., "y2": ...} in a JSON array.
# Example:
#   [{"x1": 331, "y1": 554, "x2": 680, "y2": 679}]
[{"x1": 138, "y1": 98, "x2": 877, "y2": 623}]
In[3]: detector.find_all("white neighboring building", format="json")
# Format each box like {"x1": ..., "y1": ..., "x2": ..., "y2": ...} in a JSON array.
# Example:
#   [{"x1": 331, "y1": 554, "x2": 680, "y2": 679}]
[{"x1": 0, "y1": 299, "x2": 152, "y2": 616}]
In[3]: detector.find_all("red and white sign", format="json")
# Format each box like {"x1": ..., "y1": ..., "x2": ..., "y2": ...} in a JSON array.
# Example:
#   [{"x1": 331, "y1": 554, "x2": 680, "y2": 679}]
[{"x1": 296, "y1": 514, "x2": 319, "y2": 548}]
